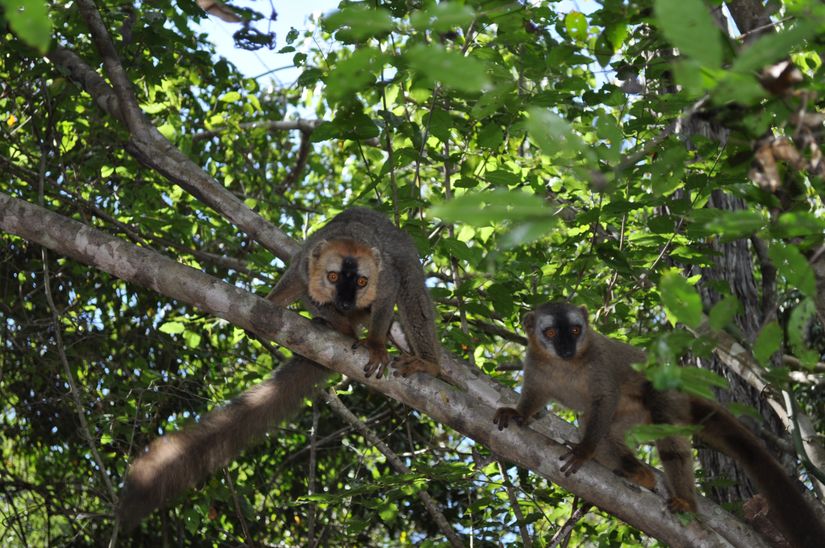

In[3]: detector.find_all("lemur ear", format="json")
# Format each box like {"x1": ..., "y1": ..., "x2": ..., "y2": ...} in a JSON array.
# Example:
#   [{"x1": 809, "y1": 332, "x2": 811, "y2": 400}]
[
  {"x1": 311, "y1": 240, "x2": 330, "y2": 260},
  {"x1": 579, "y1": 306, "x2": 589, "y2": 322},
  {"x1": 522, "y1": 311, "x2": 536, "y2": 331},
  {"x1": 370, "y1": 246, "x2": 383, "y2": 270}
]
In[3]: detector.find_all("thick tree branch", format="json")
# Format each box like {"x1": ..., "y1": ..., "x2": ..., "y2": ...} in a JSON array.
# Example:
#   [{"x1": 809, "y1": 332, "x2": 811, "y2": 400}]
[
  {"x1": 191, "y1": 119, "x2": 322, "y2": 141},
  {"x1": 46, "y1": 47, "x2": 298, "y2": 261},
  {"x1": 0, "y1": 192, "x2": 769, "y2": 547}
]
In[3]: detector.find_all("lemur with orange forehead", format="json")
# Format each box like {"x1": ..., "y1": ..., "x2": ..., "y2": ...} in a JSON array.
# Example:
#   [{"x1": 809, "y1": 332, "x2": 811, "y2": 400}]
[
  {"x1": 118, "y1": 207, "x2": 441, "y2": 529},
  {"x1": 495, "y1": 301, "x2": 825, "y2": 548}
]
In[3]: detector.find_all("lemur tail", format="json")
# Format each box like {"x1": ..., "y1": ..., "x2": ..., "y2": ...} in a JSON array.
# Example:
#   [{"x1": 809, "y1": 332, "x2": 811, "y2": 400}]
[
  {"x1": 118, "y1": 357, "x2": 331, "y2": 530},
  {"x1": 691, "y1": 396, "x2": 825, "y2": 548}
]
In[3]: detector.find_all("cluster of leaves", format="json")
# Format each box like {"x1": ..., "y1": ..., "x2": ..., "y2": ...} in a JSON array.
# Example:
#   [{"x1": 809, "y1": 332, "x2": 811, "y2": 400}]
[{"x1": 2, "y1": 0, "x2": 825, "y2": 545}]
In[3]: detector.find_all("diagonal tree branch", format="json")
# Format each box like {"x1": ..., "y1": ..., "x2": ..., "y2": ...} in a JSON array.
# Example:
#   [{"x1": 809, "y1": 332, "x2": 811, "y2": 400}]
[
  {"x1": 45, "y1": 46, "x2": 298, "y2": 261},
  {"x1": 0, "y1": 190, "x2": 769, "y2": 548}
]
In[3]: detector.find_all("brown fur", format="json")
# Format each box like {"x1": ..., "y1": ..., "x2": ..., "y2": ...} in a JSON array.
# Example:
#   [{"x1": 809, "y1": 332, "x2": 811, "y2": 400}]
[
  {"x1": 118, "y1": 358, "x2": 329, "y2": 530},
  {"x1": 495, "y1": 301, "x2": 825, "y2": 547},
  {"x1": 118, "y1": 208, "x2": 441, "y2": 529}
]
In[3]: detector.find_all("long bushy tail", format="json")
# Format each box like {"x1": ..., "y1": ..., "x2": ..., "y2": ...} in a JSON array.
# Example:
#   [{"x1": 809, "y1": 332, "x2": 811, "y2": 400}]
[
  {"x1": 691, "y1": 397, "x2": 825, "y2": 548},
  {"x1": 118, "y1": 357, "x2": 331, "y2": 530}
]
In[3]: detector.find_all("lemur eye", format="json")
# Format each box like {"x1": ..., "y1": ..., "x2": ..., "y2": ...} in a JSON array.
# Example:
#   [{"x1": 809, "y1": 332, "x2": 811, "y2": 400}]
[
  {"x1": 544, "y1": 327, "x2": 557, "y2": 339},
  {"x1": 327, "y1": 272, "x2": 339, "y2": 283},
  {"x1": 571, "y1": 326, "x2": 581, "y2": 336},
  {"x1": 356, "y1": 276, "x2": 368, "y2": 288}
]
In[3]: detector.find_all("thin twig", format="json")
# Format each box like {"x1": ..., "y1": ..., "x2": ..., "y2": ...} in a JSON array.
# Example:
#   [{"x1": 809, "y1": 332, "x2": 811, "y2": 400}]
[
  {"x1": 443, "y1": 128, "x2": 474, "y2": 365},
  {"x1": 320, "y1": 390, "x2": 464, "y2": 548},
  {"x1": 283, "y1": 129, "x2": 312, "y2": 188},
  {"x1": 223, "y1": 469, "x2": 254, "y2": 545},
  {"x1": 497, "y1": 461, "x2": 533, "y2": 548},
  {"x1": 614, "y1": 97, "x2": 709, "y2": 174},
  {"x1": 468, "y1": 319, "x2": 527, "y2": 345},
  {"x1": 548, "y1": 498, "x2": 592, "y2": 548},
  {"x1": 306, "y1": 402, "x2": 320, "y2": 544},
  {"x1": 193, "y1": 119, "x2": 321, "y2": 141},
  {"x1": 37, "y1": 144, "x2": 116, "y2": 505}
]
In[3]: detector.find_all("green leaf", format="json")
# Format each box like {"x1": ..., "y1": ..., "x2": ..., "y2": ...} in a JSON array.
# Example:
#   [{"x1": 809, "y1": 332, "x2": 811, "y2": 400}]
[
  {"x1": 323, "y1": 6, "x2": 394, "y2": 41},
  {"x1": 405, "y1": 44, "x2": 488, "y2": 93},
  {"x1": 183, "y1": 330, "x2": 202, "y2": 349},
  {"x1": 218, "y1": 91, "x2": 241, "y2": 103},
  {"x1": 484, "y1": 169, "x2": 521, "y2": 186},
  {"x1": 429, "y1": 190, "x2": 550, "y2": 226},
  {"x1": 704, "y1": 210, "x2": 765, "y2": 241},
  {"x1": 753, "y1": 321, "x2": 782, "y2": 366},
  {"x1": 411, "y1": 3, "x2": 475, "y2": 32},
  {"x1": 159, "y1": 321, "x2": 185, "y2": 335},
  {"x1": 477, "y1": 123, "x2": 504, "y2": 149},
  {"x1": 564, "y1": 12, "x2": 588, "y2": 42},
  {"x1": 325, "y1": 48, "x2": 389, "y2": 104},
  {"x1": 525, "y1": 108, "x2": 588, "y2": 160},
  {"x1": 768, "y1": 243, "x2": 816, "y2": 298},
  {"x1": 681, "y1": 367, "x2": 728, "y2": 399},
  {"x1": 708, "y1": 295, "x2": 740, "y2": 331},
  {"x1": 660, "y1": 270, "x2": 702, "y2": 328},
  {"x1": 626, "y1": 423, "x2": 700, "y2": 445},
  {"x1": 1, "y1": 0, "x2": 52, "y2": 53},
  {"x1": 500, "y1": 218, "x2": 559, "y2": 249},
  {"x1": 788, "y1": 298, "x2": 819, "y2": 367},
  {"x1": 428, "y1": 109, "x2": 452, "y2": 143},
  {"x1": 378, "y1": 502, "x2": 398, "y2": 522},
  {"x1": 773, "y1": 211, "x2": 825, "y2": 238},
  {"x1": 440, "y1": 238, "x2": 475, "y2": 262},
  {"x1": 732, "y1": 21, "x2": 820, "y2": 74},
  {"x1": 648, "y1": 363, "x2": 683, "y2": 390},
  {"x1": 654, "y1": 0, "x2": 723, "y2": 67}
]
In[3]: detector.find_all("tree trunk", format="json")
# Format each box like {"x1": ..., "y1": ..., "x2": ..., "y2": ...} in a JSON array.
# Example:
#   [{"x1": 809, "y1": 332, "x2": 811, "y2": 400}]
[{"x1": 694, "y1": 191, "x2": 788, "y2": 505}]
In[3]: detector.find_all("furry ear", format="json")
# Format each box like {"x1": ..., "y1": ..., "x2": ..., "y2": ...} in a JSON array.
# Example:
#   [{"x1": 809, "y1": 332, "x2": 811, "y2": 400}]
[
  {"x1": 579, "y1": 305, "x2": 589, "y2": 323},
  {"x1": 311, "y1": 240, "x2": 329, "y2": 260},
  {"x1": 522, "y1": 311, "x2": 536, "y2": 331},
  {"x1": 370, "y1": 246, "x2": 383, "y2": 271}
]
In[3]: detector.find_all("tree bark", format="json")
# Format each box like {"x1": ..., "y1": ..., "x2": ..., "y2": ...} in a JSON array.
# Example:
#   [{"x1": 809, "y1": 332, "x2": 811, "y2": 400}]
[{"x1": 695, "y1": 191, "x2": 789, "y2": 506}]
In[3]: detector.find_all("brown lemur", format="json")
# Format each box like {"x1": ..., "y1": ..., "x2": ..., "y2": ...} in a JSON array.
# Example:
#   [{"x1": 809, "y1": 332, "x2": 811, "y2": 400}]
[
  {"x1": 494, "y1": 301, "x2": 825, "y2": 548},
  {"x1": 118, "y1": 207, "x2": 442, "y2": 529}
]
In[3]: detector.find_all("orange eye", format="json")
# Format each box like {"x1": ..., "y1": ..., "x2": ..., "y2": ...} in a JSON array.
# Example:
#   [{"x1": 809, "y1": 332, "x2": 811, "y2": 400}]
[
  {"x1": 327, "y1": 272, "x2": 339, "y2": 283},
  {"x1": 356, "y1": 276, "x2": 368, "y2": 288},
  {"x1": 544, "y1": 327, "x2": 557, "y2": 339},
  {"x1": 571, "y1": 326, "x2": 581, "y2": 336}
]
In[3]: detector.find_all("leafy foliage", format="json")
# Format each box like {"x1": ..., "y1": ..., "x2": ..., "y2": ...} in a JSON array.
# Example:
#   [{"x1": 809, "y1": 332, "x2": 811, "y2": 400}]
[{"x1": 2, "y1": 0, "x2": 825, "y2": 545}]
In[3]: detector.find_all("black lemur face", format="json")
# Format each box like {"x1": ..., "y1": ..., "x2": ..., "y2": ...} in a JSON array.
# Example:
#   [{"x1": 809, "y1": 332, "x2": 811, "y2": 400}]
[
  {"x1": 331, "y1": 256, "x2": 368, "y2": 313},
  {"x1": 533, "y1": 302, "x2": 588, "y2": 360}
]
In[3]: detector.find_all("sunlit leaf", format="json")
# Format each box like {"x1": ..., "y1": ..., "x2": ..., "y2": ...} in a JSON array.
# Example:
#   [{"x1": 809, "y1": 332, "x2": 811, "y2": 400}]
[
  {"x1": 430, "y1": 190, "x2": 550, "y2": 226},
  {"x1": 660, "y1": 271, "x2": 702, "y2": 328},
  {"x1": 768, "y1": 243, "x2": 816, "y2": 298},
  {"x1": 704, "y1": 210, "x2": 765, "y2": 241},
  {"x1": 753, "y1": 321, "x2": 782, "y2": 366},
  {"x1": 159, "y1": 321, "x2": 185, "y2": 334},
  {"x1": 405, "y1": 44, "x2": 488, "y2": 93},
  {"x1": 411, "y1": 3, "x2": 475, "y2": 32},
  {"x1": 788, "y1": 298, "x2": 819, "y2": 367},
  {"x1": 654, "y1": 0, "x2": 722, "y2": 67},
  {"x1": 1, "y1": 0, "x2": 52, "y2": 53},
  {"x1": 564, "y1": 12, "x2": 588, "y2": 42},
  {"x1": 323, "y1": 5, "x2": 394, "y2": 40},
  {"x1": 525, "y1": 108, "x2": 588, "y2": 159}
]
